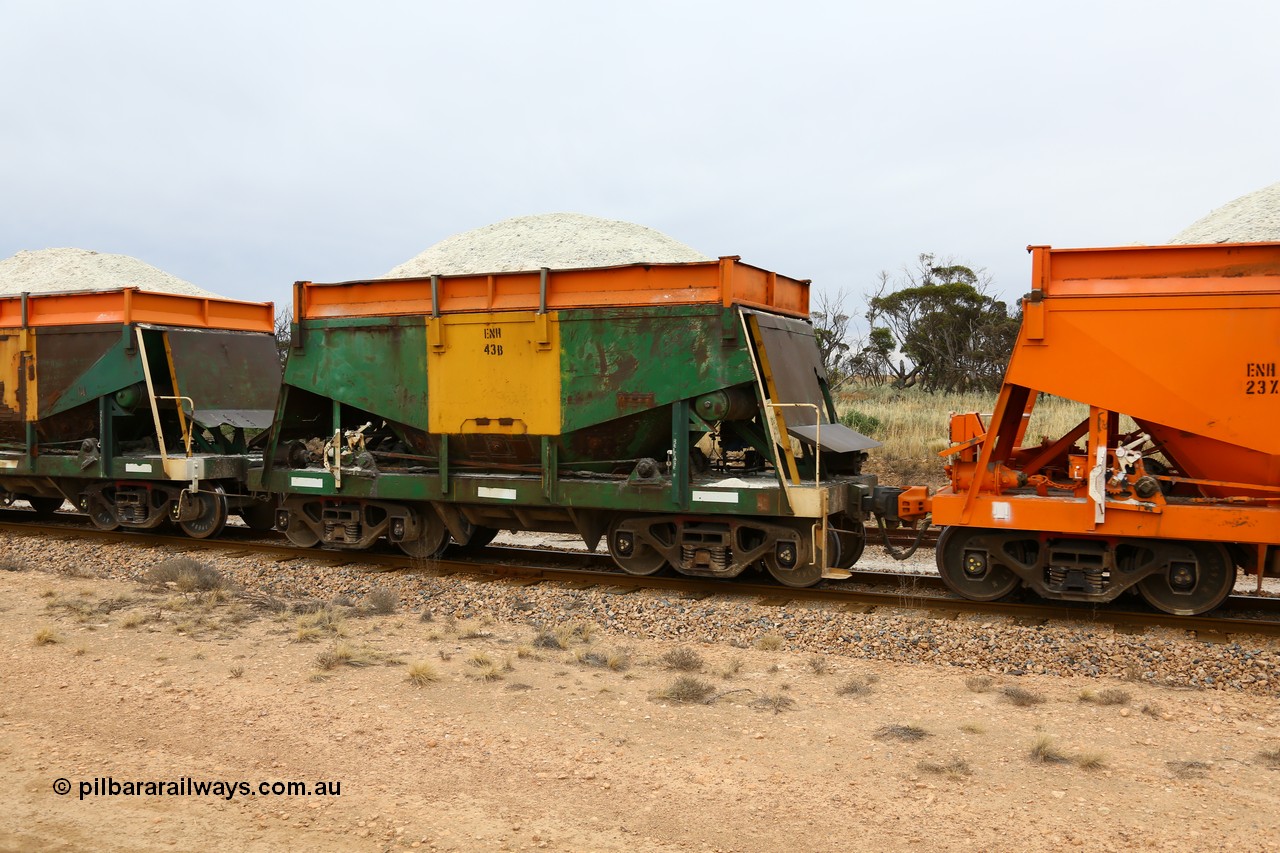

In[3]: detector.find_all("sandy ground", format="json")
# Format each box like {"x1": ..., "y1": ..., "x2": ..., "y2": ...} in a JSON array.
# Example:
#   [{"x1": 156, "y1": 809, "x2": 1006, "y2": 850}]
[{"x1": 3, "y1": 565, "x2": 1280, "y2": 853}]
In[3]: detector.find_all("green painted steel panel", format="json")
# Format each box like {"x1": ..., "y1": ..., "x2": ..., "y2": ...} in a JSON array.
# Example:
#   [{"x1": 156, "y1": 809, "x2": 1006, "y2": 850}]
[
  {"x1": 284, "y1": 316, "x2": 429, "y2": 427},
  {"x1": 557, "y1": 305, "x2": 754, "y2": 434}
]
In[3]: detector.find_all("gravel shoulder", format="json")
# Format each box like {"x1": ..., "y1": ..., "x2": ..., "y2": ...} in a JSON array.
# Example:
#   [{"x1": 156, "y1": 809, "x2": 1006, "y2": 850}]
[{"x1": 4, "y1": 531, "x2": 1280, "y2": 852}]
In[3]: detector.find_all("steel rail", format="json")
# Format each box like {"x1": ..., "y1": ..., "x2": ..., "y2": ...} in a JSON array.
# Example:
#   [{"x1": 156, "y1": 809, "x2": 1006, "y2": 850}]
[{"x1": 3, "y1": 517, "x2": 1279, "y2": 640}]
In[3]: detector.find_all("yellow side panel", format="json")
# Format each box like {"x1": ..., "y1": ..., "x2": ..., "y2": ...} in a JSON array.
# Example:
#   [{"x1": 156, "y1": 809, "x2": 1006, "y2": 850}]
[
  {"x1": 427, "y1": 311, "x2": 561, "y2": 435},
  {"x1": 0, "y1": 331, "x2": 34, "y2": 421}
]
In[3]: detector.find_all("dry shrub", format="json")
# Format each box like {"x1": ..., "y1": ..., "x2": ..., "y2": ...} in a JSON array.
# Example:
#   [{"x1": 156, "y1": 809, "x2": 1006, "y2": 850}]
[
  {"x1": 1029, "y1": 735, "x2": 1069, "y2": 764},
  {"x1": 959, "y1": 722, "x2": 985, "y2": 734},
  {"x1": 229, "y1": 665, "x2": 245, "y2": 679},
  {"x1": 755, "y1": 633, "x2": 784, "y2": 651},
  {"x1": 533, "y1": 629, "x2": 566, "y2": 650},
  {"x1": 918, "y1": 758, "x2": 972, "y2": 780},
  {"x1": 875, "y1": 724, "x2": 928, "y2": 742},
  {"x1": 1074, "y1": 751, "x2": 1108, "y2": 770},
  {"x1": 293, "y1": 608, "x2": 347, "y2": 643},
  {"x1": 656, "y1": 676, "x2": 716, "y2": 704},
  {"x1": 807, "y1": 655, "x2": 830, "y2": 675},
  {"x1": 407, "y1": 661, "x2": 440, "y2": 687},
  {"x1": 315, "y1": 641, "x2": 377, "y2": 671},
  {"x1": 1079, "y1": 687, "x2": 1131, "y2": 706},
  {"x1": 1141, "y1": 703, "x2": 1163, "y2": 718},
  {"x1": 749, "y1": 692, "x2": 796, "y2": 714},
  {"x1": 363, "y1": 586, "x2": 399, "y2": 615},
  {"x1": 717, "y1": 657, "x2": 744, "y2": 679},
  {"x1": 0, "y1": 560, "x2": 27, "y2": 572},
  {"x1": 836, "y1": 674, "x2": 879, "y2": 697},
  {"x1": 33, "y1": 626, "x2": 60, "y2": 646},
  {"x1": 1256, "y1": 747, "x2": 1280, "y2": 769},
  {"x1": 661, "y1": 647, "x2": 704, "y2": 672},
  {"x1": 1167, "y1": 760, "x2": 1210, "y2": 779},
  {"x1": 143, "y1": 558, "x2": 229, "y2": 592},
  {"x1": 1000, "y1": 685, "x2": 1045, "y2": 707},
  {"x1": 965, "y1": 674, "x2": 994, "y2": 693}
]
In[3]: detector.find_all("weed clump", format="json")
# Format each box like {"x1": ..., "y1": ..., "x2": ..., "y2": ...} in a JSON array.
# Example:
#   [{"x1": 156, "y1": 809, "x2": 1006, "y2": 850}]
[
  {"x1": 749, "y1": 692, "x2": 796, "y2": 714},
  {"x1": 836, "y1": 674, "x2": 880, "y2": 697},
  {"x1": 363, "y1": 586, "x2": 399, "y2": 615},
  {"x1": 655, "y1": 676, "x2": 716, "y2": 704},
  {"x1": 314, "y1": 641, "x2": 378, "y2": 671},
  {"x1": 1167, "y1": 760, "x2": 1210, "y2": 779},
  {"x1": 407, "y1": 661, "x2": 441, "y2": 687},
  {"x1": 143, "y1": 558, "x2": 229, "y2": 592},
  {"x1": 1029, "y1": 735, "x2": 1069, "y2": 764},
  {"x1": 33, "y1": 626, "x2": 60, "y2": 646},
  {"x1": 965, "y1": 675, "x2": 994, "y2": 693},
  {"x1": 875, "y1": 724, "x2": 929, "y2": 742},
  {"x1": 1000, "y1": 685, "x2": 1045, "y2": 707},
  {"x1": 661, "y1": 647, "x2": 704, "y2": 672},
  {"x1": 755, "y1": 633, "x2": 784, "y2": 651},
  {"x1": 917, "y1": 758, "x2": 972, "y2": 780},
  {"x1": 1079, "y1": 688, "x2": 1131, "y2": 706}
]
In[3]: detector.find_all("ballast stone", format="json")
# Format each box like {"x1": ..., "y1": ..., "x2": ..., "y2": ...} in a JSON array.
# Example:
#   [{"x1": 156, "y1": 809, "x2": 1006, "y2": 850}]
[
  {"x1": 0, "y1": 247, "x2": 219, "y2": 298},
  {"x1": 385, "y1": 212, "x2": 713, "y2": 278}
]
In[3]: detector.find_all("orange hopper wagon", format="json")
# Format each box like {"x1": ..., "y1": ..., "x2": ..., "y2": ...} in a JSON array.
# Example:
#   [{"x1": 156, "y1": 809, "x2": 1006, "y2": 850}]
[{"x1": 930, "y1": 242, "x2": 1280, "y2": 615}]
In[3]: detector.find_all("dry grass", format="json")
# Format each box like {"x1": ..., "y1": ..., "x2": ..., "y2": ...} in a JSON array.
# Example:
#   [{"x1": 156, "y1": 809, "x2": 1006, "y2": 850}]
[
  {"x1": 655, "y1": 676, "x2": 716, "y2": 704},
  {"x1": 229, "y1": 665, "x2": 244, "y2": 679},
  {"x1": 1074, "y1": 751, "x2": 1108, "y2": 770},
  {"x1": 836, "y1": 674, "x2": 879, "y2": 697},
  {"x1": 1167, "y1": 760, "x2": 1210, "y2": 779},
  {"x1": 749, "y1": 692, "x2": 796, "y2": 714},
  {"x1": 874, "y1": 724, "x2": 929, "y2": 742},
  {"x1": 965, "y1": 675, "x2": 994, "y2": 693},
  {"x1": 755, "y1": 633, "x2": 784, "y2": 651},
  {"x1": 918, "y1": 757, "x2": 972, "y2": 780},
  {"x1": 661, "y1": 647, "x2": 704, "y2": 672},
  {"x1": 33, "y1": 626, "x2": 60, "y2": 646},
  {"x1": 575, "y1": 648, "x2": 631, "y2": 671},
  {"x1": 838, "y1": 387, "x2": 1097, "y2": 485},
  {"x1": 0, "y1": 559, "x2": 27, "y2": 572},
  {"x1": 532, "y1": 629, "x2": 567, "y2": 650},
  {"x1": 1256, "y1": 747, "x2": 1280, "y2": 769},
  {"x1": 1000, "y1": 685, "x2": 1045, "y2": 707},
  {"x1": 959, "y1": 722, "x2": 985, "y2": 734},
  {"x1": 142, "y1": 558, "x2": 230, "y2": 592},
  {"x1": 807, "y1": 655, "x2": 830, "y2": 675},
  {"x1": 1079, "y1": 687, "x2": 1131, "y2": 706},
  {"x1": 292, "y1": 608, "x2": 347, "y2": 643},
  {"x1": 717, "y1": 657, "x2": 744, "y2": 679},
  {"x1": 362, "y1": 586, "x2": 399, "y2": 615},
  {"x1": 314, "y1": 641, "x2": 379, "y2": 671},
  {"x1": 406, "y1": 660, "x2": 441, "y2": 686},
  {"x1": 1029, "y1": 735, "x2": 1069, "y2": 764}
]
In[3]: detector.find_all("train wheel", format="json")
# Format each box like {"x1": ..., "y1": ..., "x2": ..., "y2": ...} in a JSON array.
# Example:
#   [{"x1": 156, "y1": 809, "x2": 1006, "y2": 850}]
[
  {"x1": 1137, "y1": 541, "x2": 1235, "y2": 616},
  {"x1": 179, "y1": 486, "x2": 228, "y2": 540},
  {"x1": 936, "y1": 527, "x2": 1020, "y2": 601},
  {"x1": 81, "y1": 492, "x2": 119, "y2": 531},
  {"x1": 607, "y1": 518, "x2": 669, "y2": 576},
  {"x1": 450, "y1": 523, "x2": 499, "y2": 553},
  {"x1": 398, "y1": 507, "x2": 448, "y2": 559},
  {"x1": 765, "y1": 523, "x2": 823, "y2": 588},
  {"x1": 284, "y1": 518, "x2": 320, "y2": 548},
  {"x1": 26, "y1": 497, "x2": 66, "y2": 518},
  {"x1": 831, "y1": 515, "x2": 866, "y2": 569}
]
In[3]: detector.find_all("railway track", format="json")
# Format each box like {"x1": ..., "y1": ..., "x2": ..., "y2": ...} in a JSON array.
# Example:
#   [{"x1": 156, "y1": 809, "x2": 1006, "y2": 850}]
[{"x1": 4, "y1": 511, "x2": 1280, "y2": 641}]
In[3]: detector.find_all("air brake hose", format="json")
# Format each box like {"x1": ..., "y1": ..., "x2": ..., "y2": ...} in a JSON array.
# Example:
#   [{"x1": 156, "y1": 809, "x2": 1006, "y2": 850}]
[{"x1": 877, "y1": 514, "x2": 932, "y2": 560}]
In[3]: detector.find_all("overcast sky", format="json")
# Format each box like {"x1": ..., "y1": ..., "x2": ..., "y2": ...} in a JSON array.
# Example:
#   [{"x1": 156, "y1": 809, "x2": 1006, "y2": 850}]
[{"x1": 3, "y1": 1, "x2": 1278, "y2": 319}]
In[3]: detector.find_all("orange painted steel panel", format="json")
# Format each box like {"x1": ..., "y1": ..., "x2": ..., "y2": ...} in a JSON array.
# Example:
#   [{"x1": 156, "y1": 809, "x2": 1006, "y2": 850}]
[
  {"x1": 0, "y1": 288, "x2": 274, "y2": 332},
  {"x1": 297, "y1": 258, "x2": 811, "y2": 320},
  {"x1": 1012, "y1": 243, "x2": 1280, "y2": 461}
]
